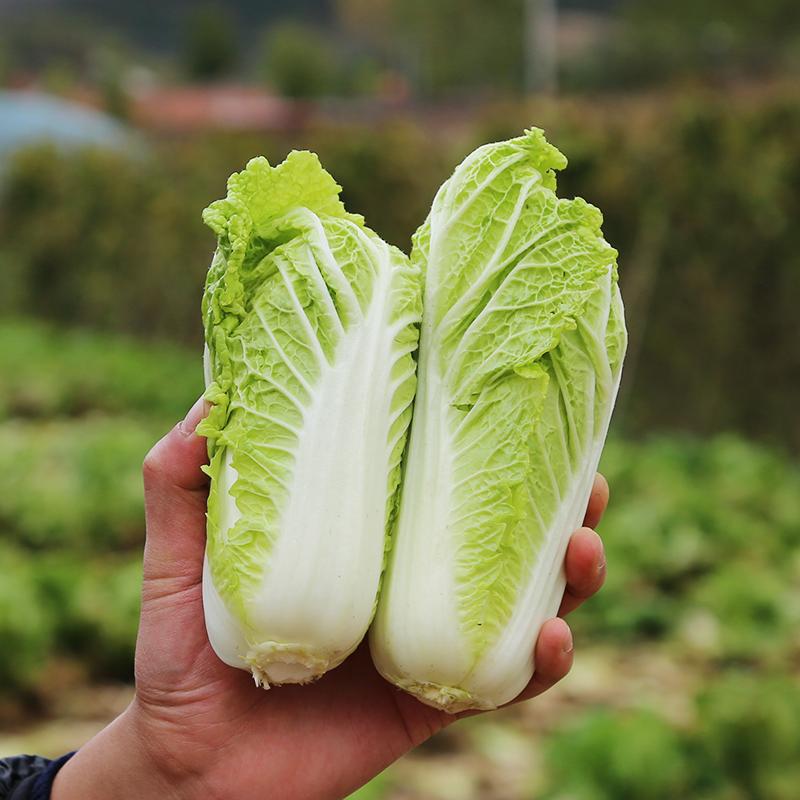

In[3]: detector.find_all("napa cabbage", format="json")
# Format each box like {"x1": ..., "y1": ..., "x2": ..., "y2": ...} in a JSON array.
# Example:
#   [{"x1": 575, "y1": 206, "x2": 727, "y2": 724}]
[
  {"x1": 199, "y1": 152, "x2": 422, "y2": 686},
  {"x1": 370, "y1": 129, "x2": 627, "y2": 712}
]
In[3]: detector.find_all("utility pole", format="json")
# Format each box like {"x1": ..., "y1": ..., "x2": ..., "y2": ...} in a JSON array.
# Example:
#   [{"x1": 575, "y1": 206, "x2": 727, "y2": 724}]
[{"x1": 525, "y1": 0, "x2": 558, "y2": 95}]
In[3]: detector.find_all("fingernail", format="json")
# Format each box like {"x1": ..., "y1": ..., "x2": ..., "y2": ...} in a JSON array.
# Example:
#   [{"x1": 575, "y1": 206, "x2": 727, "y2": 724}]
[
  {"x1": 597, "y1": 548, "x2": 607, "y2": 577},
  {"x1": 178, "y1": 397, "x2": 208, "y2": 437},
  {"x1": 562, "y1": 625, "x2": 574, "y2": 655}
]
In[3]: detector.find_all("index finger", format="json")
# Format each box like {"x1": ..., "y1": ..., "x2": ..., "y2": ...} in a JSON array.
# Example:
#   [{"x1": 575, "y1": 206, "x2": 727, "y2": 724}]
[{"x1": 583, "y1": 473, "x2": 609, "y2": 529}]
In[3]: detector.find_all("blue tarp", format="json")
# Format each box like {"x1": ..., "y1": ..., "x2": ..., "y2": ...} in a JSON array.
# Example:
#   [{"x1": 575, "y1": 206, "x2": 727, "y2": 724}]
[{"x1": 0, "y1": 90, "x2": 133, "y2": 164}]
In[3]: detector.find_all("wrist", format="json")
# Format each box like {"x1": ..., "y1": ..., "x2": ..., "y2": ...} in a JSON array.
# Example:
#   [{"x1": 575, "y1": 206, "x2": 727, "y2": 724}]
[{"x1": 51, "y1": 702, "x2": 191, "y2": 800}]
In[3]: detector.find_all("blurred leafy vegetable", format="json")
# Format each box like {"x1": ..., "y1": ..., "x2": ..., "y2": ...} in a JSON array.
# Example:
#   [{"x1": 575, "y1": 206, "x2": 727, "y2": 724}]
[
  {"x1": 0, "y1": 418, "x2": 156, "y2": 549},
  {"x1": 0, "y1": 548, "x2": 52, "y2": 692},
  {"x1": 693, "y1": 673, "x2": 800, "y2": 799},
  {"x1": 544, "y1": 709, "x2": 691, "y2": 800},
  {"x1": 0, "y1": 319, "x2": 201, "y2": 422},
  {"x1": 578, "y1": 436, "x2": 800, "y2": 667}
]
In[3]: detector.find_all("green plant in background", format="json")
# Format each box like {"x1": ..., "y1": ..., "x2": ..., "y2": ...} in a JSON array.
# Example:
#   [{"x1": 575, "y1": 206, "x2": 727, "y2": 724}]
[
  {"x1": 0, "y1": 320, "x2": 202, "y2": 421},
  {"x1": 393, "y1": 0, "x2": 525, "y2": 95},
  {"x1": 183, "y1": 3, "x2": 237, "y2": 80},
  {"x1": 0, "y1": 553, "x2": 142, "y2": 695},
  {"x1": 0, "y1": 418, "x2": 152, "y2": 549},
  {"x1": 693, "y1": 674, "x2": 800, "y2": 799},
  {"x1": 690, "y1": 563, "x2": 799, "y2": 664},
  {"x1": 0, "y1": 322, "x2": 202, "y2": 560},
  {"x1": 66, "y1": 559, "x2": 142, "y2": 681},
  {"x1": 541, "y1": 677, "x2": 800, "y2": 800},
  {"x1": 0, "y1": 550, "x2": 52, "y2": 692},
  {"x1": 543, "y1": 709, "x2": 691, "y2": 800},
  {"x1": 581, "y1": 436, "x2": 800, "y2": 662},
  {"x1": 0, "y1": 147, "x2": 210, "y2": 343},
  {"x1": 260, "y1": 22, "x2": 339, "y2": 98},
  {"x1": 34, "y1": 556, "x2": 142, "y2": 679}
]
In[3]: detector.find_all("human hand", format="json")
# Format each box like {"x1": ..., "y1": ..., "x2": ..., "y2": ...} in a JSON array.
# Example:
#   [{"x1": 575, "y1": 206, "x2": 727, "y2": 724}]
[{"x1": 54, "y1": 399, "x2": 609, "y2": 800}]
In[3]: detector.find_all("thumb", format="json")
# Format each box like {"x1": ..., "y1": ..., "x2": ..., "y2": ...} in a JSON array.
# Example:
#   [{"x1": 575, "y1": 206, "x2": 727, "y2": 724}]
[
  {"x1": 136, "y1": 399, "x2": 224, "y2": 698},
  {"x1": 142, "y1": 397, "x2": 209, "y2": 587}
]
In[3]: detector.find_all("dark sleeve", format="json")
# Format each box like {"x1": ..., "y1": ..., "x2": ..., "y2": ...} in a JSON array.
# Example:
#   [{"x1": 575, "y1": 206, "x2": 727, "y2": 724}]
[{"x1": 0, "y1": 753, "x2": 75, "y2": 800}]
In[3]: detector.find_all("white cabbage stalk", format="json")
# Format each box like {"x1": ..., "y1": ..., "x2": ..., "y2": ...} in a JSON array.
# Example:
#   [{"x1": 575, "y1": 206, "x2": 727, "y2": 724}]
[
  {"x1": 199, "y1": 152, "x2": 421, "y2": 686},
  {"x1": 370, "y1": 129, "x2": 627, "y2": 712}
]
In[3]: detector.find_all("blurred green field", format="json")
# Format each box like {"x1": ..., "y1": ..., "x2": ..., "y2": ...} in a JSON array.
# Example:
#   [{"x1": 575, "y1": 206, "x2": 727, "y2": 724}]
[
  {"x1": 1, "y1": 318, "x2": 798, "y2": 798},
  {"x1": 0, "y1": 320, "x2": 202, "y2": 714}
]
